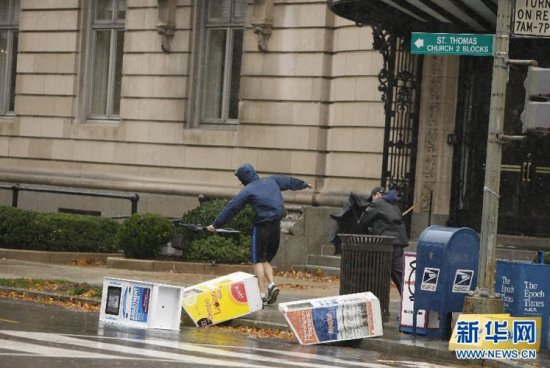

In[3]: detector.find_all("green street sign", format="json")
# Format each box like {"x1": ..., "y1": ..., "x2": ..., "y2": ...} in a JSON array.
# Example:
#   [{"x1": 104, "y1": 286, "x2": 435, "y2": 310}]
[{"x1": 411, "y1": 32, "x2": 495, "y2": 56}]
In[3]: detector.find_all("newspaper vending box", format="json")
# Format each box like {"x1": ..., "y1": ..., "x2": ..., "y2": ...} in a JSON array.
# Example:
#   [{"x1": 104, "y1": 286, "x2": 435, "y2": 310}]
[
  {"x1": 99, "y1": 277, "x2": 183, "y2": 330},
  {"x1": 278, "y1": 292, "x2": 383, "y2": 345},
  {"x1": 181, "y1": 271, "x2": 263, "y2": 327}
]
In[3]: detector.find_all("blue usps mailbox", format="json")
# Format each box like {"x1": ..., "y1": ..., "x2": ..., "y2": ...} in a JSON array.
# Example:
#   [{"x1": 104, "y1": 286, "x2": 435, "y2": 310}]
[
  {"x1": 413, "y1": 226, "x2": 479, "y2": 338},
  {"x1": 496, "y1": 258, "x2": 550, "y2": 349}
]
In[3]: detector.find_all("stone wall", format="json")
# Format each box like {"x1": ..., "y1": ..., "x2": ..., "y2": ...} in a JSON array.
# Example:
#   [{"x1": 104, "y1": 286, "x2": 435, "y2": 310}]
[
  {"x1": 0, "y1": 0, "x2": 387, "y2": 223},
  {"x1": 275, "y1": 205, "x2": 334, "y2": 270}
]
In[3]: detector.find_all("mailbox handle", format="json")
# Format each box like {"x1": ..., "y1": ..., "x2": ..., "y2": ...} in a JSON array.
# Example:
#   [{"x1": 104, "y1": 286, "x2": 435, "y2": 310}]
[
  {"x1": 522, "y1": 162, "x2": 527, "y2": 182},
  {"x1": 526, "y1": 162, "x2": 532, "y2": 182}
]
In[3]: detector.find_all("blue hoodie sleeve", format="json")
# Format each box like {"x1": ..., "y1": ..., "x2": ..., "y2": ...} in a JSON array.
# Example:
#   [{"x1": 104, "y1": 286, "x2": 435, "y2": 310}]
[
  {"x1": 272, "y1": 176, "x2": 309, "y2": 191},
  {"x1": 213, "y1": 190, "x2": 249, "y2": 228}
]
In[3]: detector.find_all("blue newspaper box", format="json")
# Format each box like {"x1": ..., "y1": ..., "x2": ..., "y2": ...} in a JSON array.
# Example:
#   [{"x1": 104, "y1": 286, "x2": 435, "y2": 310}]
[
  {"x1": 496, "y1": 259, "x2": 550, "y2": 349},
  {"x1": 413, "y1": 226, "x2": 479, "y2": 338}
]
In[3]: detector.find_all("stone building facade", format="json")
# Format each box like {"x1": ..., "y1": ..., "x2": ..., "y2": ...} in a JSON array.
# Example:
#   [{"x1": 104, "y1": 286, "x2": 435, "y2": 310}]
[
  {"x1": 0, "y1": 0, "x2": 391, "y2": 212},
  {"x1": 1, "y1": 1, "x2": 404, "y2": 222},
  {"x1": 7, "y1": 0, "x2": 538, "y2": 267}
]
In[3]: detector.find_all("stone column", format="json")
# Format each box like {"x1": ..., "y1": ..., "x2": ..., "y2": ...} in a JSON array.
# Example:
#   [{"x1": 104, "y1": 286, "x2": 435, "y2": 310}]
[{"x1": 410, "y1": 55, "x2": 459, "y2": 238}]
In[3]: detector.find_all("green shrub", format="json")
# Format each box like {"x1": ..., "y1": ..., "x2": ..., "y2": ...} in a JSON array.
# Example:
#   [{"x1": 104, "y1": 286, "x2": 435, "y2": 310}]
[
  {"x1": 35, "y1": 213, "x2": 120, "y2": 252},
  {"x1": 0, "y1": 206, "x2": 39, "y2": 248},
  {"x1": 118, "y1": 213, "x2": 174, "y2": 259},
  {"x1": 0, "y1": 205, "x2": 120, "y2": 252},
  {"x1": 176, "y1": 198, "x2": 253, "y2": 264},
  {"x1": 186, "y1": 235, "x2": 250, "y2": 264}
]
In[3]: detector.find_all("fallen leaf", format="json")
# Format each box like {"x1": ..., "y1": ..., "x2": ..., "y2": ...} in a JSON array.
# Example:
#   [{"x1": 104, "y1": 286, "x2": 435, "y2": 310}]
[
  {"x1": 212, "y1": 325, "x2": 295, "y2": 341},
  {"x1": 275, "y1": 270, "x2": 339, "y2": 283}
]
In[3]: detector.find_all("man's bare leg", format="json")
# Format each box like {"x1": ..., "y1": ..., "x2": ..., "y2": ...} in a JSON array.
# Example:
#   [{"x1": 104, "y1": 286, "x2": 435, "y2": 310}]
[
  {"x1": 254, "y1": 262, "x2": 267, "y2": 295},
  {"x1": 262, "y1": 262, "x2": 274, "y2": 286}
]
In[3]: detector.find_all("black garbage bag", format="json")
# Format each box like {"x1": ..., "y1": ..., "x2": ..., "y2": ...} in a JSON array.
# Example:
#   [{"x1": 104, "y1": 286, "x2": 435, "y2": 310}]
[{"x1": 329, "y1": 192, "x2": 371, "y2": 255}]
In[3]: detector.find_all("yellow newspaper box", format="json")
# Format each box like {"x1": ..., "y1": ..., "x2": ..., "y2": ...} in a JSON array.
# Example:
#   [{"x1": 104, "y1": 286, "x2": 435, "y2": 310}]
[{"x1": 181, "y1": 272, "x2": 262, "y2": 327}]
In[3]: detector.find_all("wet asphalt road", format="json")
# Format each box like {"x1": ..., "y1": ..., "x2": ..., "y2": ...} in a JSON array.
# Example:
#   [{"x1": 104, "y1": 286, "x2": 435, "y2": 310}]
[{"x1": 0, "y1": 298, "x2": 462, "y2": 368}]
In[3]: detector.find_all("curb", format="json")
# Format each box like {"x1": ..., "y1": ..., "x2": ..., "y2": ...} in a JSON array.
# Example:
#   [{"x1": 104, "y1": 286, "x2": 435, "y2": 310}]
[
  {"x1": 229, "y1": 317, "x2": 288, "y2": 331},
  {"x1": 0, "y1": 248, "x2": 258, "y2": 276},
  {"x1": 106, "y1": 257, "x2": 256, "y2": 275},
  {"x1": 0, "y1": 287, "x2": 101, "y2": 307},
  {"x1": 0, "y1": 249, "x2": 120, "y2": 265}
]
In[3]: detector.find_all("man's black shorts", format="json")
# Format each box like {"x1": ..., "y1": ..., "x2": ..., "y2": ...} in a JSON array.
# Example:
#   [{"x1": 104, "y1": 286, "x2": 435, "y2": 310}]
[{"x1": 251, "y1": 221, "x2": 280, "y2": 264}]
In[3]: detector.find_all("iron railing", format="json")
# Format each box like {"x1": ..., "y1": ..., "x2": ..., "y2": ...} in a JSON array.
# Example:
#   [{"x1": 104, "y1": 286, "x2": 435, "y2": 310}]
[
  {"x1": 373, "y1": 26, "x2": 423, "y2": 232},
  {"x1": 0, "y1": 183, "x2": 139, "y2": 216}
]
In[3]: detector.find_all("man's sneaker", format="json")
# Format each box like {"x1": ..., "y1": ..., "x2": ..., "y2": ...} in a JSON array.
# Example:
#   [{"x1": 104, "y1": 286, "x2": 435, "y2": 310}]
[{"x1": 266, "y1": 284, "x2": 279, "y2": 305}]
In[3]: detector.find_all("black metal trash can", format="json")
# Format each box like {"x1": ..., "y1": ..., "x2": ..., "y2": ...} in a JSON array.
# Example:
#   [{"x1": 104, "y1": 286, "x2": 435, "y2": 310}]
[{"x1": 338, "y1": 234, "x2": 395, "y2": 322}]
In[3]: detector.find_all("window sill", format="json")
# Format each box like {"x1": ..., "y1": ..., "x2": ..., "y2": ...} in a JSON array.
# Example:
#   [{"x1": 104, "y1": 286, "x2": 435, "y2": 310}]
[
  {"x1": 199, "y1": 121, "x2": 239, "y2": 131},
  {"x1": 83, "y1": 118, "x2": 121, "y2": 126},
  {"x1": 0, "y1": 115, "x2": 16, "y2": 124}
]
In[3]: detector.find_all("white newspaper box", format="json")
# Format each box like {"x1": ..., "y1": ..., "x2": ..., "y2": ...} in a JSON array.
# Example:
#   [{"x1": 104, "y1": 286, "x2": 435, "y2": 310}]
[
  {"x1": 399, "y1": 252, "x2": 438, "y2": 334},
  {"x1": 99, "y1": 277, "x2": 183, "y2": 330},
  {"x1": 278, "y1": 292, "x2": 383, "y2": 345},
  {"x1": 181, "y1": 271, "x2": 262, "y2": 327}
]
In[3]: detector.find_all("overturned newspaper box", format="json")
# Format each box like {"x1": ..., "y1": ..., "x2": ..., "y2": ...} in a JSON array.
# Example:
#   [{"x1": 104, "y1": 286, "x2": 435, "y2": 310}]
[
  {"x1": 99, "y1": 277, "x2": 183, "y2": 330},
  {"x1": 278, "y1": 292, "x2": 383, "y2": 345},
  {"x1": 181, "y1": 271, "x2": 262, "y2": 327},
  {"x1": 400, "y1": 252, "x2": 432, "y2": 334}
]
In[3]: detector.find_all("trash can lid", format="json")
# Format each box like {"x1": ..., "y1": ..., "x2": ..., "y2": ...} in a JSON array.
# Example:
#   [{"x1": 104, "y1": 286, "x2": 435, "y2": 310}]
[{"x1": 338, "y1": 234, "x2": 396, "y2": 245}]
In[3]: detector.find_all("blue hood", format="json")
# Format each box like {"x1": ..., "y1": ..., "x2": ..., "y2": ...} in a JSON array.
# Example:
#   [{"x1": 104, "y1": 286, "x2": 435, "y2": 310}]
[
  {"x1": 235, "y1": 163, "x2": 260, "y2": 185},
  {"x1": 382, "y1": 189, "x2": 400, "y2": 204}
]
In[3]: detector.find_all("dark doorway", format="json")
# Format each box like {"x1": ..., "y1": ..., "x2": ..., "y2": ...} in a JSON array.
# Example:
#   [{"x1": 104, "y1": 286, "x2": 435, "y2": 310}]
[
  {"x1": 449, "y1": 56, "x2": 492, "y2": 232},
  {"x1": 499, "y1": 38, "x2": 550, "y2": 236},
  {"x1": 450, "y1": 37, "x2": 550, "y2": 237}
]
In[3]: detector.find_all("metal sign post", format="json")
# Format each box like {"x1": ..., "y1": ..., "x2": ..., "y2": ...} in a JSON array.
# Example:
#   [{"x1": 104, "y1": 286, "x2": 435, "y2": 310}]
[{"x1": 463, "y1": 0, "x2": 512, "y2": 314}]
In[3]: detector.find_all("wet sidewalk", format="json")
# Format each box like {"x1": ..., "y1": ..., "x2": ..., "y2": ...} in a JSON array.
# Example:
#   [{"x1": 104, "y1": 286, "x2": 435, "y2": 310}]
[{"x1": 0, "y1": 252, "x2": 548, "y2": 368}]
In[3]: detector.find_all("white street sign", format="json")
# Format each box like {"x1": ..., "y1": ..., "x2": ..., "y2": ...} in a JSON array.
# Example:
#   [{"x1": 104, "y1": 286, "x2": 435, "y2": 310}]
[{"x1": 514, "y1": 1, "x2": 550, "y2": 37}]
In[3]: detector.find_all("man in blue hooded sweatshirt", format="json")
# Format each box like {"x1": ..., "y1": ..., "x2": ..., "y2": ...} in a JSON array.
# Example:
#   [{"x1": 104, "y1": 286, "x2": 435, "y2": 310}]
[
  {"x1": 207, "y1": 163, "x2": 312, "y2": 305},
  {"x1": 359, "y1": 186, "x2": 409, "y2": 296}
]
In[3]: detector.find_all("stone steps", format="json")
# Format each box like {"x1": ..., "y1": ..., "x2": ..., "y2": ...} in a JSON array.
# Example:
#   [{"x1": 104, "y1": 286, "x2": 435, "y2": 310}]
[
  {"x1": 291, "y1": 264, "x2": 341, "y2": 277},
  {"x1": 307, "y1": 254, "x2": 341, "y2": 268},
  {"x1": 291, "y1": 244, "x2": 342, "y2": 276},
  {"x1": 497, "y1": 235, "x2": 550, "y2": 251}
]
